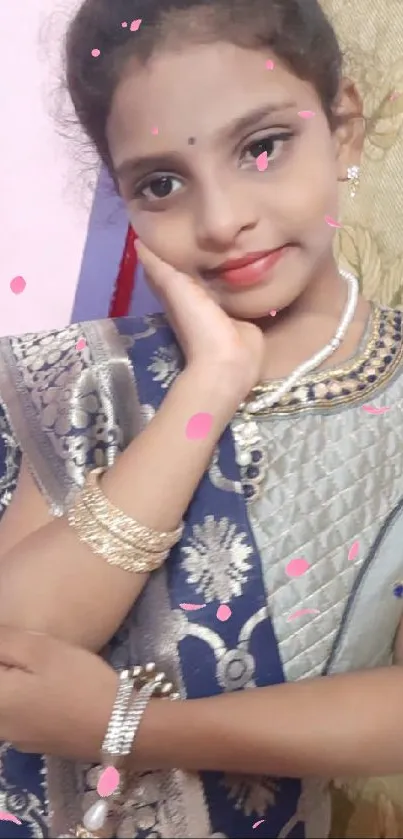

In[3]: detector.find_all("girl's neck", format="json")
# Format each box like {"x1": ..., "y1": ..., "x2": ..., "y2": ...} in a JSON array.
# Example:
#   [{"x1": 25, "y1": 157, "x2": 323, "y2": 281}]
[{"x1": 257, "y1": 256, "x2": 371, "y2": 382}]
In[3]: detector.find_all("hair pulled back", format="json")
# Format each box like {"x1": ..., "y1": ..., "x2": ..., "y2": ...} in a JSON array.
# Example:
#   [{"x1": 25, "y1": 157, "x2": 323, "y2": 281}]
[{"x1": 65, "y1": 0, "x2": 343, "y2": 173}]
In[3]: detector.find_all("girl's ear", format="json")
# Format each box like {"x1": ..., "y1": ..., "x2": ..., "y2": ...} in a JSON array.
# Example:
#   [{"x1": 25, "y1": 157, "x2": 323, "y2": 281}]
[{"x1": 332, "y1": 78, "x2": 366, "y2": 182}]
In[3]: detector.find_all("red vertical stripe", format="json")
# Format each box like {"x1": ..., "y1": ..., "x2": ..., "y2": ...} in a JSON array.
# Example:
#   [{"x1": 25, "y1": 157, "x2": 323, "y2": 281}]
[{"x1": 109, "y1": 225, "x2": 138, "y2": 317}]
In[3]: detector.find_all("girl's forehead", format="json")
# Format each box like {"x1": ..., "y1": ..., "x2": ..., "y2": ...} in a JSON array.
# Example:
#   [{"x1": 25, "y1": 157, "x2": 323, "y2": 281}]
[{"x1": 108, "y1": 42, "x2": 318, "y2": 145}]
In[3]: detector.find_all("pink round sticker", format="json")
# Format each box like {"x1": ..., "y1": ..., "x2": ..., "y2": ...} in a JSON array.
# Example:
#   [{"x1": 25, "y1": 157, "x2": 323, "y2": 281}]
[
  {"x1": 285, "y1": 557, "x2": 310, "y2": 577},
  {"x1": 216, "y1": 604, "x2": 232, "y2": 621},
  {"x1": 185, "y1": 412, "x2": 213, "y2": 440}
]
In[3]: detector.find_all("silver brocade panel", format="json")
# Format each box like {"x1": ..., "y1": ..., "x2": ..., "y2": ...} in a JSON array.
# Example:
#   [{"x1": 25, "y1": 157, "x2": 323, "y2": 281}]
[{"x1": 248, "y1": 373, "x2": 403, "y2": 682}]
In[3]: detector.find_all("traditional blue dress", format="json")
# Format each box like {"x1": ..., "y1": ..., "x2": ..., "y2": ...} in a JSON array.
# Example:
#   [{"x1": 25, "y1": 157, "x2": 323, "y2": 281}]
[{"x1": 0, "y1": 305, "x2": 402, "y2": 838}]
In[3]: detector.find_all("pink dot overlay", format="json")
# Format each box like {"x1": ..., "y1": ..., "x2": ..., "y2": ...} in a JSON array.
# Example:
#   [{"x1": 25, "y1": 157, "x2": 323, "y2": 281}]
[
  {"x1": 91, "y1": 49, "x2": 100, "y2": 57},
  {"x1": 151, "y1": 127, "x2": 159, "y2": 135},
  {"x1": 216, "y1": 604, "x2": 232, "y2": 621},
  {"x1": 185, "y1": 412, "x2": 213, "y2": 441},
  {"x1": 75, "y1": 337, "x2": 87, "y2": 352},
  {"x1": 121, "y1": 21, "x2": 128, "y2": 27},
  {"x1": 285, "y1": 557, "x2": 310, "y2": 578},
  {"x1": 130, "y1": 19, "x2": 142, "y2": 31},
  {"x1": 0, "y1": 812, "x2": 22, "y2": 825},
  {"x1": 179, "y1": 603, "x2": 206, "y2": 611},
  {"x1": 253, "y1": 820, "x2": 266, "y2": 829},
  {"x1": 362, "y1": 404, "x2": 390, "y2": 415},
  {"x1": 256, "y1": 151, "x2": 268, "y2": 172},
  {"x1": 265, "y1": 60, "x2": 275, "y2": 70},
  {"x1": 324, "y1": 215, "x2": 342, "y2": 228},
  {"x1": 348, "y1": 541, "x2": 359, "y2": 562},
  {"x1": 298, "y1": 110, "x2": 316, "y2": 119},
  {"x1": 269, "y1": 310, "x2": 277, "y2": 317},
  {"x1": 97, "y1": 766, "x2": 120, "y2": 798},
  {"x1": 10, "y1": 276, "x2": 26, "y2": 295}
]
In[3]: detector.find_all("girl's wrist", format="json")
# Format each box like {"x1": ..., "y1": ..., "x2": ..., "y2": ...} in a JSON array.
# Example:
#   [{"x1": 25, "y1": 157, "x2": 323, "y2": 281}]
[
  {"x1": 180, "y1": 362, "x2": 244, "y2": 415},
  {"x1": 128, "y1": 695, "x2": 185, "y2": 771}
]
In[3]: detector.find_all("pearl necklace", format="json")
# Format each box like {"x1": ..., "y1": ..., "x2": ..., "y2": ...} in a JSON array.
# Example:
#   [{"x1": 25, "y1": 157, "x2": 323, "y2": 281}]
[{"x1": 233, "y1": 268, "x2": 359, "y2": 469}]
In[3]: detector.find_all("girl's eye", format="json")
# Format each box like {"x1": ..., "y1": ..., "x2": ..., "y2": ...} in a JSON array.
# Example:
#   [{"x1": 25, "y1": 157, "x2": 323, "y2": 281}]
[
  {"x1": 241, "y1": 133, "x2": 292, "y2": 168},
  {"x1": 137, "y1": 175, "x2": 182, "y2": 201}
]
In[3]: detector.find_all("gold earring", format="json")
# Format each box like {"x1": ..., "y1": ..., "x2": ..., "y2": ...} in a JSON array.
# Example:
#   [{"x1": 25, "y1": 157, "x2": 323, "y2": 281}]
[{"x1": 347, "y1": 165, "x2": 360, "y2": 198}]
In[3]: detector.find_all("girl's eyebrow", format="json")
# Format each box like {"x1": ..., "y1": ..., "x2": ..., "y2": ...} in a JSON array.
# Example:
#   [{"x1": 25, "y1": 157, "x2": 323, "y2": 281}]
[
  {"x1": 220, "y1": 100, "x2": 297, "y2": 141},
  {"x1": 115, "y1": 151, "x2": 186, "y2": 182},
  {"x1": 115, "y1": 100, "x2": 296, "y2": 182}
]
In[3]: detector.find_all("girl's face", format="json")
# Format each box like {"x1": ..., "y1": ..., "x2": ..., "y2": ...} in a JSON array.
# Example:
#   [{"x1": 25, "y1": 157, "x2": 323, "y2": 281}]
[{"x1": 107, "y1": 41, "x2": 360, "y2": 320}]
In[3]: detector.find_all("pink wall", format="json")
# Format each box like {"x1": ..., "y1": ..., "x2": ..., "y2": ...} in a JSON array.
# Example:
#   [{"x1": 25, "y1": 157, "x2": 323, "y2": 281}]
[{"x1": 0, "y1": 0, "x2": 95, "y2": 337}]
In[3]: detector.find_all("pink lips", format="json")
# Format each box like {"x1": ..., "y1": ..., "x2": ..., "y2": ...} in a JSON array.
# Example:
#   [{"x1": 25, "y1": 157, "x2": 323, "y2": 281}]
[{"x1": 215, "y1": 247, "x2": 288, "y2": 288}]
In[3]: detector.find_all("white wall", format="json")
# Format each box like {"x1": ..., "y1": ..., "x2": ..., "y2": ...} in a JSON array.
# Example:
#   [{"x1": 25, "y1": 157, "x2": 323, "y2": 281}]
[{"x1": 0, "y1": 0, "x2": 95, "y2": 336}]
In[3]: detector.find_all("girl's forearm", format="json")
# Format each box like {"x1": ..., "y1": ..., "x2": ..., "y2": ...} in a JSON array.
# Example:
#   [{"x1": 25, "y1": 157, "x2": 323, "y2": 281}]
[
  {"x1": 130, "y1": 666, "x2": 403, "y2": 777},
  {"x1": 0, "y1": 365, "x2": 239, "y2": 650}
]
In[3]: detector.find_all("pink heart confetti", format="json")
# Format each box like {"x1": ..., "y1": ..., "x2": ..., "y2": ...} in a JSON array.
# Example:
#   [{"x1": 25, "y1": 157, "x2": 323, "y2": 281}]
[
  {"x1": 180, "y1": 603, "x2": 206, "y2": 611},
  {"x1": 298, "y1": 110, "x2": 316, "y2": 119},
  {"x1": 75, "y1": 337, "x2": 87, "y2": 352},
  {"x1": 265, "y1": 60, "x2": 275, "y2": 70},
  {"x1": 269, "y1": 310, "x2": 277, "y2": 317},
  {"x1": 10, "y1": 275, "x2": 26, "y2": 294},
  {"x1": 287, "y1": 608, "x2": 320, "y2": 622},
  {"x1": 348, "y1": 540, "x2": 360, "y2": 562},
  {"x1": 256, "y1": 151, "x2": 268, "y2": 172},
  {"x1": 362, "y1": 404, "x2": 390, "y2": 415},
  {"x1": 325, "y1": 215, "x2": 342, "y2": 228},
  {"x1": 91, "y1": 48, "x2": 100, "y2": 57},
  {"x1": 185, "y1": 412, "x2": 213, "y2": 440},
  {"x1": 97, "y1": 766, "x2": 120, "y2": 798},
  {"x1": 285, "y1": 557, "x2": 310, "y2": 577},
  {"x1": 253, "y1": 821, "x2": 266, "y2": 829},
  {"x1": 130, "y1": 19, "x2": 142, "y2": 31},
  {"x1": 0, "y1": 811, "x2": 22, "y2": 824},
  {"x1": 216, "y1": 604, "x2": 232, "y2": 622}
]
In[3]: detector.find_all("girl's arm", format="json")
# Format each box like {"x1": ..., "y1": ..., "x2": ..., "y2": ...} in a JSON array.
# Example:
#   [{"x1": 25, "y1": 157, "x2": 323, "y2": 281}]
[
  {"x1": 132, "y1": 663, "x2": 403, "y2": 777},
  {"x1": 0, "y1": 246, "x2": 262, "y2": 653},
  {"x1": 1, "y1": 627, "x2": 401, "y2": 777},
  {"x1": 0, "y1": 365, "x2": 240, "y2": 652}
]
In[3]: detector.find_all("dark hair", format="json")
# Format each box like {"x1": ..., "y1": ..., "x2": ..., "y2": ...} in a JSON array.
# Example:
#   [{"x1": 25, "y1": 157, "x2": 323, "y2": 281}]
[{"x1": 64, "y1": 0, "x2": 343, "y2": 174}]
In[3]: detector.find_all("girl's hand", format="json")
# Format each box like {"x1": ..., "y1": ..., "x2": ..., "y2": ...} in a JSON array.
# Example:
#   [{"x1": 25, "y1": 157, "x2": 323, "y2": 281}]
[
  {"x1": 0, "y1": 626, "x2": 117, "y2": 762},
  {"x1": 136, "y1": 242, "x2": 265, "y2": 401}
]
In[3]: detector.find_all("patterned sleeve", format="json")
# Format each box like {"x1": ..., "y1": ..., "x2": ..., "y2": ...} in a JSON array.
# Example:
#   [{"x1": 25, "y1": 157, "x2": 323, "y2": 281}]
[{"x1": 0, "y1": 319, "x2": 142, "y2": 516}]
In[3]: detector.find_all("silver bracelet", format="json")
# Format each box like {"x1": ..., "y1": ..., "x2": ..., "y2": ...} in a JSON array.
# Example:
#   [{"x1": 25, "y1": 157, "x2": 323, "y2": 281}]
[
  {"x1": 101, "y1": 669, "x2": 134, "y2": 756},
  {"x1": 75, "y1": 665, "x2": 179, "y2": 838},
  {"x1": 120, "y1": 678, "x2": 160, "y2": 756}
]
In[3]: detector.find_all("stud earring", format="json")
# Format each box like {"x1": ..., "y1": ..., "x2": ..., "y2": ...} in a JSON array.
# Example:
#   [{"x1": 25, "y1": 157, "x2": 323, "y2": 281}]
[{"x1": 347, "y1": 165, "x2": 360, "y2": 198}]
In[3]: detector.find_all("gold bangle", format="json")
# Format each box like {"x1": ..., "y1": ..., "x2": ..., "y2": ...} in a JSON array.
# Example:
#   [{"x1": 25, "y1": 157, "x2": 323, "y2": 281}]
[
  {"x1": 81, "y1": 468, "x2": 183, "y2": 551},
  {"x1": 67, "y1": 468, "x2": 183, "y2": 574}
]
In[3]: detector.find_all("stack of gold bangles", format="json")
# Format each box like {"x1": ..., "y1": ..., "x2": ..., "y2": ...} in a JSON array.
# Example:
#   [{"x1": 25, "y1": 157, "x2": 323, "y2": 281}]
[{"x1": 67, "y1": 467, "x2": 184, "y2": 573}]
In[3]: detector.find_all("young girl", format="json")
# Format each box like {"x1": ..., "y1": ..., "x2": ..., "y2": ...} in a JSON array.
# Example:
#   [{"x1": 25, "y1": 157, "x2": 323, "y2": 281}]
[{"x1": 0, "y1": 0, "x2": 403, "y2": 836}]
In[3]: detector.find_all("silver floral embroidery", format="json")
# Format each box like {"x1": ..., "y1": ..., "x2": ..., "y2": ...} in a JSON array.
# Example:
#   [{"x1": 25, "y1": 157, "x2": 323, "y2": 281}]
[
  {"x1": 181, "y1": 516, "x2": 253, "y2": 602},
  {"x1": 221, "y1": 774, "x2": 279, "y2": 817},
  {"x1": 0, "y1": 743, "x2": 47, "y2": 836},
  {"x1": 0, "y1": 407, "x2": 20, "y2": 515},
  {"x1": 147, "y1": 344, "x2": 181, "y2": 389}
]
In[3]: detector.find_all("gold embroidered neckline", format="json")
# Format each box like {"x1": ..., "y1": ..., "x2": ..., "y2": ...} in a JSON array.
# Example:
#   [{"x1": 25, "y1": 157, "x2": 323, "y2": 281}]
[{"x1": 241, "y1": 305, "x2": 403, "y2": 416}]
